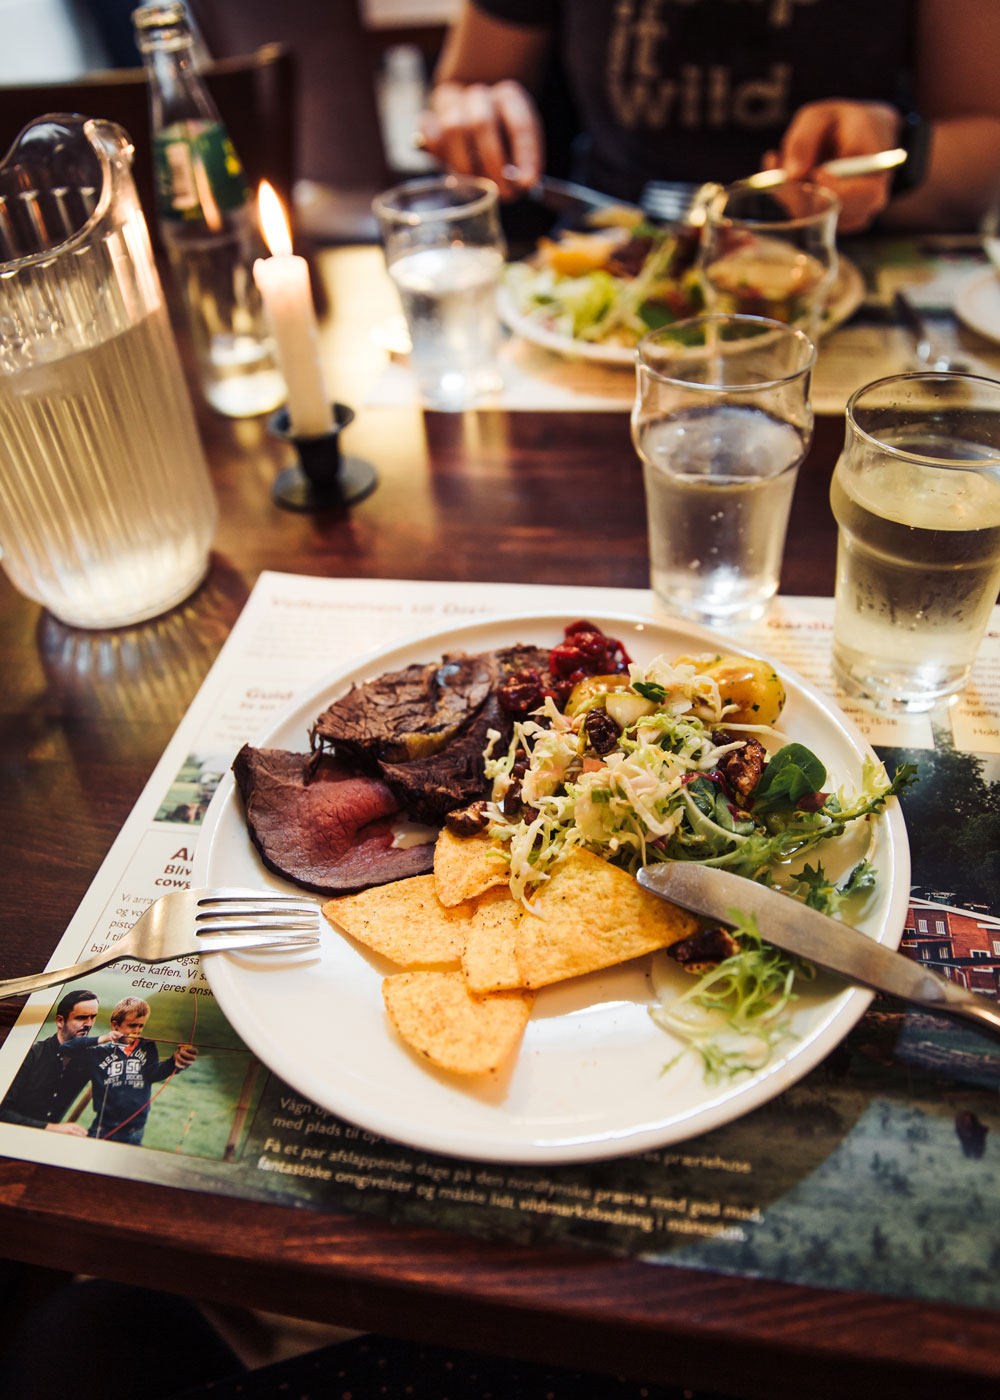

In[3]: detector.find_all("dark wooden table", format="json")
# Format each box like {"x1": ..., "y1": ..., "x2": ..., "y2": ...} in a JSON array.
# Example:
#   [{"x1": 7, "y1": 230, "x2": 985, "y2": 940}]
[{"x1": 1, "y1": 247, "x2": 997, "y2": 1400}]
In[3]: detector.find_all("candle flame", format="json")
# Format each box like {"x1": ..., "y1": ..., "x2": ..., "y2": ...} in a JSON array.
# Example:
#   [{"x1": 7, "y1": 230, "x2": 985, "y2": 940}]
[{"x1": 258, "y1": 180, "x2": 293, "y2": 256}]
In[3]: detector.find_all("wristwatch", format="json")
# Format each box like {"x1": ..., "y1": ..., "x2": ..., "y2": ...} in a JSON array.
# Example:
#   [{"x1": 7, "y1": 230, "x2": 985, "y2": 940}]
[{"x1": 890, "y1": 109, "x2": 932, "y2": 196}]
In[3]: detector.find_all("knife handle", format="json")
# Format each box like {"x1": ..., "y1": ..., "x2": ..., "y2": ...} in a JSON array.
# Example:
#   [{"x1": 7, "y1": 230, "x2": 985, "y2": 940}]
[
  {"x1": 790, "y1": 934, "x2": 1000, "y2": 1039},
  {"x1": 635, "y1": 864, "x2": 1000, "y2": 1040},
  {"x1": 904, "y1": 970, "x2": 1000, "y2": 1038}
]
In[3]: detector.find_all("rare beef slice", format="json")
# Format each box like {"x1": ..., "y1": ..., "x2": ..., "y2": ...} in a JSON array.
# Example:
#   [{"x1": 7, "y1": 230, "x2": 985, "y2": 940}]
[
  {"x1": 233, "y1": 745, "x2": 435, "y2": 894},
  {"x1": 310, "y1": 645, "x2": 549, "y2": 823}
]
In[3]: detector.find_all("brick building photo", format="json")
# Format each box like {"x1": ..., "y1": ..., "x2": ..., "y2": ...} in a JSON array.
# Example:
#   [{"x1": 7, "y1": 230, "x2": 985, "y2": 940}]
[{"x1": 902, "y1": 897, "x2": 1000, "y2": 998}]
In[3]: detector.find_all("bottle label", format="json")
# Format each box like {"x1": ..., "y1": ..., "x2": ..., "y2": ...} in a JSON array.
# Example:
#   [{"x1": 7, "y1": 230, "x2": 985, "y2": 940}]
[{"x1": 153, "y1": 120, "x2": 249, "y2": 223}]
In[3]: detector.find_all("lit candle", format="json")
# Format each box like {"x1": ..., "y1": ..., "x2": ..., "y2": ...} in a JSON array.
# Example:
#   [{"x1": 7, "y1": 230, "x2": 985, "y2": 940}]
[{"x1": 253, "y1": 181, "x2": 334, "y2": 437}]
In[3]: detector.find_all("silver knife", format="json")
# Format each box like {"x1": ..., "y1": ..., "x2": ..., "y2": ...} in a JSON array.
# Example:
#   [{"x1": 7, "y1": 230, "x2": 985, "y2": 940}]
[
  {"x1": 637, "y1": 862, "x2": 1000, "y2": 1038},
  {"x1": 504, "y1": 171, "x2": 643, "y2": 223},
  {"x1": 893, "y1": 290, "x2": 970, "y2": 373}
]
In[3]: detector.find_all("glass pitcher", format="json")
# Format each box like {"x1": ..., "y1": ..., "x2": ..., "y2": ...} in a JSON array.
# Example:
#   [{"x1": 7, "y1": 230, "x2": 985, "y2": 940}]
[{"x1": 0, "y1": 114, "x2": 217, "y2": 629}]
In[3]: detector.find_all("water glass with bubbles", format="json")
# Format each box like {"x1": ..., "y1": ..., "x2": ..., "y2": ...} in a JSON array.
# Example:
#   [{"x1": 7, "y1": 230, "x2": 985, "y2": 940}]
[
  {"x1": 373, "y1": 175, "x2": 505, "y2": 410},
  {"x1": 632, "y1": 313, "x2": 816, "y2": 626},
  {"x1": 831, "y1": 372, "x2": 1000, "y2": 711}
]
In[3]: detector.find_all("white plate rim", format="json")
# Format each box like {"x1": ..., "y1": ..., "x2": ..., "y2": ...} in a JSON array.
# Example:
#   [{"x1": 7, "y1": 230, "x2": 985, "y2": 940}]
[
  {"x1": 498, "y1": 255, "x2": 866, "y2": 366},
  {"x1": 193, "y1": 609, "x2": 910, "y2": 1165},
  {"x1": 954, "y1": 265, "x2": 1000, "y2": 345}
]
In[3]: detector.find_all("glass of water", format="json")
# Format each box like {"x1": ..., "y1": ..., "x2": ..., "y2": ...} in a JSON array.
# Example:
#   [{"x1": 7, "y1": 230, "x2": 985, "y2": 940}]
[
  {"x1": 372, "y1": 175, "x2": 505, "y2": 410},
  {"x1": 632, "y1": 314, "x2": 815, "y2": 626},
  {"x1": 699, "y1": 180, "x2": 839, "y2": 340},
  {"x1": 831, "y1": 372, "x2": 1000, "y2": 712}
]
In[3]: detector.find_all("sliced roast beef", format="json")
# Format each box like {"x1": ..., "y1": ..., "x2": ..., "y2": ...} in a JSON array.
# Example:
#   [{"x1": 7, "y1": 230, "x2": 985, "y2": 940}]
[
  {"x1": 232, "y1": 745, "x2": 435, "y2": 894},
  {"x1": 311, "y1": 652, "x2": 495, "y2": 765},
  {"x1": 497, "y1": 644, "x2": 554, "y2": 685},
  {"x1": 310, "y1": 644, "x2": 550, "y2": 821},
  {"x1": 377, "y1": 689, "x2": 510, "y2": 823}
]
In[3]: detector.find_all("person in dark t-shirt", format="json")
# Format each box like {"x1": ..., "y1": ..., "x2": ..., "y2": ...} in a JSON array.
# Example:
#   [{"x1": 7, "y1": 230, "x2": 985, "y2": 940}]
[
  {"x1": 0, "y1": 989, "x2": 100, "y2": 1135},
  {"x1": 418, "y1": 0, "x2": 1000, "y2": 232},
  {"x1": 62, "y1": 995, "x2": 198, "y2": 1146}
]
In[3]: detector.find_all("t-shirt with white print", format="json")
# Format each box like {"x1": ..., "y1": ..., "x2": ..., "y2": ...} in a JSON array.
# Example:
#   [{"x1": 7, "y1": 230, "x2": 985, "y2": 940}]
[{"x1": 475, "y1": 0, "x2": 914, "y2": 200}]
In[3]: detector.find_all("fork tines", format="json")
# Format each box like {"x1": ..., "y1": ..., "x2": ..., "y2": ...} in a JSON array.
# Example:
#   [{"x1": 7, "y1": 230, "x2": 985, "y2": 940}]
[
  {"x1": 196, "y1": 888, "x2": 317, "y2": 909},
  {"x1": 639, "y1": 179, "x2": 701, "y2": 222},
  {"x1": 194, "y1": 888, "x2": 321, "y2": 938},
  {"x1": 193, "y1": 929, "x2": 317, "y2": 940}
]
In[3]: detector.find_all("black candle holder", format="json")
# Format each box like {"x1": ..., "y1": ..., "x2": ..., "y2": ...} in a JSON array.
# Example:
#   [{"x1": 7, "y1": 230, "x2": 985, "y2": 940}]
[{"x1": 268, "y1": 403, "x2": 377, "y2": 512}]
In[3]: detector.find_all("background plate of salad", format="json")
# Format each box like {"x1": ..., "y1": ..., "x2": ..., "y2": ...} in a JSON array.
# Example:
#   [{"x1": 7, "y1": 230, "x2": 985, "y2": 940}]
[
  {"x1": 194, "y1": 612, "x2": 910, "y2": 1165},
  {"x1": 498, "y1": 226, "x2": 865, "y2": 366}
]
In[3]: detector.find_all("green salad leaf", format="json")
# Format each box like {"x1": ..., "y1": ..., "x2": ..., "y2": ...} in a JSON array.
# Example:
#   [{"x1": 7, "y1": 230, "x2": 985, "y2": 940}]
[
  {"x1": 780, "y1": 859, "x2": 877, "y2": 916},
  {"x1": 650, "y1": 909, "x2": 814, "y2": 1081},
  {"x1": 750, "y1": 742, "x2": 827, "y2": 814}
]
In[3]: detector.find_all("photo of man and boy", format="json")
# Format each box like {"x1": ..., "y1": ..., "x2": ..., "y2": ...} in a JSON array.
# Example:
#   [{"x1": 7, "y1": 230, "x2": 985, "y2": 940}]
[
  {"x1": 0, "y1": 990, "x2": 196, "y2": 1145},
  {"x1": 60, "y1": 995, "x2": 198, "y2": 1145},
  {"x1": 0, "y1": 982, "x2": 261, "y2": 1159}
]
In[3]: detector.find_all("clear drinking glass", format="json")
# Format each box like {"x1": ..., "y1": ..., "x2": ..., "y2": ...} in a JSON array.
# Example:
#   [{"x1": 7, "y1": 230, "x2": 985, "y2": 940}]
[
  {"x1": 0, "y1": 114, "x2": 217, "y2": 630},
  {"x1": 699, "y1": 180, "x2": 839, "y2": 339},
  {"x1": 831, "y1": 372, "x2": 1000, "y2": 711},
  {"x1": 632, "y1": 314, "x2": 815, "y2": 626},
  {"x1": 372, "y1": 175, "x2": 505, "y2": 410}
]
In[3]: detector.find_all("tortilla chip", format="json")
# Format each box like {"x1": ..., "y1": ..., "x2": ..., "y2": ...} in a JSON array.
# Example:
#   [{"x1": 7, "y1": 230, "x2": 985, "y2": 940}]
[
  {"x1": 516, "y1": 847, "x2": 698, "y2": 990},
  {"x1": 461, "y1": 887, "x2": 522, "y2": 994},
  {"x1": 383, "y1": 970, "x2": 533, "y2": 1076},
  {"x1": 323, "y1": 875, "x2": 464, "y2": 966},
  {"x1": 434, "y1": 827, "x2": 509, "y2": 906}
]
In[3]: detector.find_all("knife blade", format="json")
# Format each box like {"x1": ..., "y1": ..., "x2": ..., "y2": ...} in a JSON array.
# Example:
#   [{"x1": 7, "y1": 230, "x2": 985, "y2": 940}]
[
  {"x1": 505, "y1": 172, "x2": 643, "y2": 224},
  {"x1": 893, "y1": 290, "x2": 970, "y2": 372},
  {"x1": 637, "y1": 863, "x2": 1000, "y2": 1038}
]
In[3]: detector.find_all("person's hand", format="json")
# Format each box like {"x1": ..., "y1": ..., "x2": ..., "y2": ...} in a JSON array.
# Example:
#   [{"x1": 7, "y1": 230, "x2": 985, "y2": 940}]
[
  {"x1": 45, "y1": 1121, "x2": 88, "y2": 1136},
  {"x1": 764, "y1": 99, "x2": 902, "y2": 233},
  {"x1": 174, "y1": 1043, "x2": 198, "y2": 1069},
  {"x1": 418, "y1": 79, "x2": 545, "y2": 199}
]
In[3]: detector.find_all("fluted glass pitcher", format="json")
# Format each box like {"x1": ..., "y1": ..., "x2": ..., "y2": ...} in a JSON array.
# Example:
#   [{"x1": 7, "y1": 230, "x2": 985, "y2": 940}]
[{"x1": 0, "y1": 115, "x2": 217, "y2": 629}]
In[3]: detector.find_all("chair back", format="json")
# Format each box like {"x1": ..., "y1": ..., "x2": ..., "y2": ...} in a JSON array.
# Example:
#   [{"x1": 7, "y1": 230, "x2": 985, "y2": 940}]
[
  {"x1": 193, "y1": 0, "x2": 387, "y2": 195},
  {"x1": 0, "y1": 43, "x2": 296, "y2": 234}
]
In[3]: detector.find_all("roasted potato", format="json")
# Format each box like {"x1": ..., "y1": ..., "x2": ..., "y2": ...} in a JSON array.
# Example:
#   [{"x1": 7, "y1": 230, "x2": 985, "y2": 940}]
[
  {"x1": 678, "y1": 653, "x2": 786, "y2": 726},
  {"x1": 564, "y1": 673, "x2": 637, "y2": 716}
]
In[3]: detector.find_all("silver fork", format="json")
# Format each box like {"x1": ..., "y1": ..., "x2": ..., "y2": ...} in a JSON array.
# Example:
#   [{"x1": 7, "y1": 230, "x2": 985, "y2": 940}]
[
  {"x1": 641, "y1": 150, "x2": 909, "y2": 223},
  {"x1": 640, "y1": 179, "x2": 718, "y2": 224},
  {"x1": 0, "y1": 888, "x2": 322, "y2": 998}
]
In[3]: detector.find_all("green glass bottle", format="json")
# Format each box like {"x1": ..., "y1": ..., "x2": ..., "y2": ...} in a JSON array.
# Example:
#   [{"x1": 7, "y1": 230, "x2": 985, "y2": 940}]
[{"x1": 134, "y1": 2, "x2": 285, "y2": 417}]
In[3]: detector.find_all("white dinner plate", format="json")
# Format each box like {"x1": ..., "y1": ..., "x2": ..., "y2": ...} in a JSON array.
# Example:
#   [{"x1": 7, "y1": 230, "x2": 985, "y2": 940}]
[
  {"x1": 955, "y1": 266, "x2": 1000, "y2": 344},
  {"x1": 193, "y1": 611, "x2": 910, "y2": 1165},
  {"x1": 498, "y1": 256, "x2": 866, "y2": 367}
]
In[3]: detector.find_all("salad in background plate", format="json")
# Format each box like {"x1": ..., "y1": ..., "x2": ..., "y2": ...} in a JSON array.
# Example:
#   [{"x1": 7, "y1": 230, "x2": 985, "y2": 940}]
[
  {"x1": 502, "y1": 221, "x2": 704, "y2": 351},
  {"x1": 499, "y1": 222, "x2": 865, "y2": 365}
]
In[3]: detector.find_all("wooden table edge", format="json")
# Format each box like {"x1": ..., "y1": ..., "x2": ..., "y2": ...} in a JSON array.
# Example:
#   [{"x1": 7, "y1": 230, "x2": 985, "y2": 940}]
[{"x1": 1, "y1": 1158, "x2": 997, "y2": 1399}]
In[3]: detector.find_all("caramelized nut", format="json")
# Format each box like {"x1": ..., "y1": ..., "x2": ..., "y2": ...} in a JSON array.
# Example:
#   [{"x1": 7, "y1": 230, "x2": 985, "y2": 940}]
[{"x1": 444, "y1": 800, "x2": 491, "y2": 836}]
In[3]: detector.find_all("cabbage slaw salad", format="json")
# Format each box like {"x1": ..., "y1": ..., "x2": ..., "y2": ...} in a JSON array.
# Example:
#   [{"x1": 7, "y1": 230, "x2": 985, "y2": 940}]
[{"x1": 481, "y1": 648, "x2": 915, "y2": 1077}]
